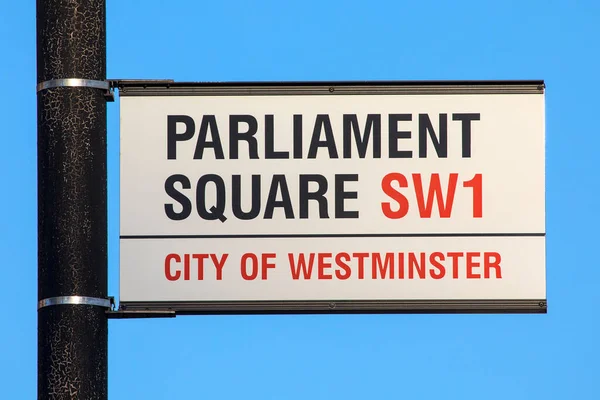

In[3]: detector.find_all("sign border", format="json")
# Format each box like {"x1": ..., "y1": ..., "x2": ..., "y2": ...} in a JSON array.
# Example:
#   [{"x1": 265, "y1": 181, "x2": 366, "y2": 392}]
[
  {"x1": 115, "y1": 79, "x2": 545, "y2": 96},
  {"x1": 119, "y1": 299, "x2": 547, "y2": 314},
  {"x1": 118, "y1": 80, "x2": 546, "y2": 315}
]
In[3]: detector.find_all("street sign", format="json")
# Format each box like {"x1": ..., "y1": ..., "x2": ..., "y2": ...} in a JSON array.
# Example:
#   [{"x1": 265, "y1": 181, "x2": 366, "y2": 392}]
[{"x1": 118, "y1": 81, "x2": 546, "y2": 313}]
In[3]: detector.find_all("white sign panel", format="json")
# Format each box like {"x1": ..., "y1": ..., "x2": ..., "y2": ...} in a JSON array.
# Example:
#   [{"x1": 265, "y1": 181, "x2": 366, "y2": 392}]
[{"x1": 119, "y1": 82, "x2": 546, "y2": 313}]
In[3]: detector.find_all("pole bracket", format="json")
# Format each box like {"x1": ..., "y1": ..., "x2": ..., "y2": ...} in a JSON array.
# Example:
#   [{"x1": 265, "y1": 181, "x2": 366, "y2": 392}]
[
  {"x1": 36, "y1": 78, "x2": 114, "y2": 102},
  {"x1": 38, "y1": 296, "x2": 114, "y2": 310}
]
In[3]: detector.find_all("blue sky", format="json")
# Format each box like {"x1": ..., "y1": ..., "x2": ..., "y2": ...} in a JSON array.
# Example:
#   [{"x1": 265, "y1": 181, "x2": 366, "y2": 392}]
[{"x1": 2, "y1": 0, "x2": 599, "y2": 398}]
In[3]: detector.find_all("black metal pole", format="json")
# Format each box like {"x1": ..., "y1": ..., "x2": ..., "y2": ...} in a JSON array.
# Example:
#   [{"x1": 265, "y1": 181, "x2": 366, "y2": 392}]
[{"x1": 37, "y1": 1, "x2": 107, "y2": 399}]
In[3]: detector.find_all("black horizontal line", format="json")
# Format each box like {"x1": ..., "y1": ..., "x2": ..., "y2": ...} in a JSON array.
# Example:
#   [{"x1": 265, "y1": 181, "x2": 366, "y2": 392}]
[{"x1": 120, "y1": 233, "x2": 545, "y2": 239}]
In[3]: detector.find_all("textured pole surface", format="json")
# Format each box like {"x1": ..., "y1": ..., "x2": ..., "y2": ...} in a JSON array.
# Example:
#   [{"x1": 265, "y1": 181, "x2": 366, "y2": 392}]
[{"x1": 37, "y1": 0, "x2": 107, "y2": 399}]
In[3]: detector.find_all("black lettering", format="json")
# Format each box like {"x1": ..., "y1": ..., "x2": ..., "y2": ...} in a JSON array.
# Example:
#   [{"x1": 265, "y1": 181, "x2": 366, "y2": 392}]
[
  {"x1": 335, "y1": 174, "x2": 359, "y2": 218},
  {"x1": 229, "y1": 115, "x2": 259, "y2": 159},
  {"x1": 232, "y1": 175, "x2": 261, "y2": 220},
  {"x1": 194, "y1": 115, "x2": 224, "y2": 159},
  {"x1": 343, "y1": 114, "x2": 381, "y2": 158},
  {"x1": 167, "y1": 115, "x2": 195, "y2": 160},
  {"x1": 164, "y1": 174, "x2": 192, "y2": 220},
  {"x1": 300, "y1": 174, "x2": 329, "y2": 219},
  {"x1": 196, "y1": 174, "x2": 226, "y2": 220},
  {"x1": 265, "y1": 115, "x2": 289, "y2": 159},
  {"x1": 419, "y1": 113, "x2": 447, "y2": 158},
  {"x1": 452, "y1": 113, "x2": 480, "y2": 158},
  {"x1": 264, "y1": 175, "x2": 295, "y2": 219},
  {"x1": 308, "y1": 115, "x2": 338, "y2": 159},
  {"x1": 293, "y1": 115, "x2": 303, "y2": 159},
  {"x1": 389, "y1": 114, "x2": 412, "y2": 158}
]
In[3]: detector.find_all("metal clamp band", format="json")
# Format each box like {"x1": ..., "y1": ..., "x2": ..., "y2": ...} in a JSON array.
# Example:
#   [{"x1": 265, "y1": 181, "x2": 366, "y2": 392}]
[
  {"x1": 38, "y1": 296, "x2": 112, "y2": 310},
  {"x1": 36, "y1": 78, "x2": 110, "y2": 93}
]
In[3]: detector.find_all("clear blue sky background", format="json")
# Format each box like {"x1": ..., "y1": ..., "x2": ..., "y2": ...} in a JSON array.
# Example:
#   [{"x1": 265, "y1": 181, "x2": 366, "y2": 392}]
[{"x1": 1, "y1": 0, "x2": 598, "y2": 398}]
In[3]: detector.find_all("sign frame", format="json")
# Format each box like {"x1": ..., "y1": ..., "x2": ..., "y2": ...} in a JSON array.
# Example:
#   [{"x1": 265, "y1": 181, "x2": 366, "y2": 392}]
[{"x1": 117, "y1": 80, "x2": 546, "y2": 315}]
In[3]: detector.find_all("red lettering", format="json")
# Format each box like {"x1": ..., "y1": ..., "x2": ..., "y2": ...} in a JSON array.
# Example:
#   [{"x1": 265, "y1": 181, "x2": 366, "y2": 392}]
[
  {"x1": 372, "y1": 253, "x2": 394, "y2": 279},
  {"x1": 412, "y1": 173, "x2": 458, "y2": 218},
  {"x1": 408, "y1": 252, "x2": 426, "y2": 279},
  {"x1": 398, "y1": 253, "x2": 405, "y2": 279},
  {"x1": 335, "y1": 253, "x2": 351, "y2": 280},
  {"x1": 353, "y1": 253, "x2": 369, "y2": 279},
  {"x1": 381, "y1": 173, "x2": 410, "y2": 219},
  {"x1": 463, "y1": 174, "x2": 483, "y2": 218},
  {"x1": 281, "y1": 251, "x2": 501, "y2": 281},
  {"x1": 184, "y1": 254, "x2": 190, "y2": 280},
  {"x1": 447, "y1": 252, "x2": 464, "y2": 279},
  {"x1": 484, "y1": 252, "x2": 502, "y2": 278},
  {"x1": 211, "y1": 253, "x2": 228, "y2": 280},
  {"x1": 288, "y1": 253, "x2": 315, "y2": 279},
  {"x1": 318, "y1": 253, "x2": 333, "y2": 279},
  {"x1": 261, "y1": 253, "x2": 276, "y2": 280},
  {"x1": 241, "y1": 253, "x2": 259, "y2": 280},
  {"x1": 192, "y1": 254, "x2": 208, "y2": 280},
  {"x1": 429, "y1": 252, "x2": 445, "y2": 279},
  {"x1": 165, "y1": 253, "x2": 181, "y2": 281},
  {"x1": 466, "y1": 252, "x2": 481, "y2": 279}
]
